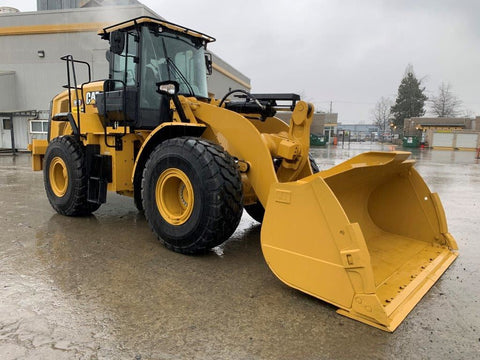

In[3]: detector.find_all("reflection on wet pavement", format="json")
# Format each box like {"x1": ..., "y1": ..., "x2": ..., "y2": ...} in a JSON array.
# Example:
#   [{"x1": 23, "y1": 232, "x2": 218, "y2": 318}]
[{"x1": 0, "y1": 145, "x2": 479, "y2": 359}]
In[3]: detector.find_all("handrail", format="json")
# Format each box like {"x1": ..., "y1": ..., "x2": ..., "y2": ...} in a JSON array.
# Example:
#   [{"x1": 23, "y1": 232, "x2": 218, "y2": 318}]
[
  {"x1": 60, "y1": 55, "x2": 92, "y2": 138},
  {"x1": 101, "y1": 79, "x2": 128, "y2": 149}
]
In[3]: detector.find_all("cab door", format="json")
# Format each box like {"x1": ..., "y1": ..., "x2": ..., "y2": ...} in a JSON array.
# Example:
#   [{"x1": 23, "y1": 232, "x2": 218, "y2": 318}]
[{"x1": 137, "y1": 26, "x2": 170, "y2": 129}]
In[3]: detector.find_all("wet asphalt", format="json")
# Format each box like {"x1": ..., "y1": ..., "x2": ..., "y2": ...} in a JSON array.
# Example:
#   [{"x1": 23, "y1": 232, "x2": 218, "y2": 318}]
[{"x1": 0, "y1": 143, "x2": 479, "y2": 359}]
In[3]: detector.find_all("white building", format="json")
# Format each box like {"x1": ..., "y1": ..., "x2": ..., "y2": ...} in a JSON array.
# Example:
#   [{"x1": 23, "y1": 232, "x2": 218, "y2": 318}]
[{"x1": 0, "y1": 2, "x2": 250, "y2": 150}]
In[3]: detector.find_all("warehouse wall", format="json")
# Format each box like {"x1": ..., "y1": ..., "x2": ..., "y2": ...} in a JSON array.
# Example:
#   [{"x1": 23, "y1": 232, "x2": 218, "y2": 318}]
[
  {"x1": 0, "y1": 71, "x2": 17, "y2": 110},
  {"x1": 0, "y1": 5, "x2": 250, "y2": 113},
  {"x1": 0, "y1": 6, "x2": 158, "y2": 112},
  {"x1": 0, "y1": 5, "x2": 251, "y2": 149}
]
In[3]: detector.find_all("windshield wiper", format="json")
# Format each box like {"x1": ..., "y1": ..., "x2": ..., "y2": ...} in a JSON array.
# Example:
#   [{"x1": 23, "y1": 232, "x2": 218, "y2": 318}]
[{"x1": 166, "y1": 57, "x2": 195, "y2": 97}]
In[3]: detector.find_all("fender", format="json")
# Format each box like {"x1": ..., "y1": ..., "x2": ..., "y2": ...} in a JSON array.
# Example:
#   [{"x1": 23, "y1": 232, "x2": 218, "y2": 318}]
[{"x1": 132, "y1": 122, "x2": 207, "y2": 183}]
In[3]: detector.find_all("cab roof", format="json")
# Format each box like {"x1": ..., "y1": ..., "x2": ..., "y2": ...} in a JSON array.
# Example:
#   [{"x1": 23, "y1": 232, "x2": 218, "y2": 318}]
[{"x1": 98, "y1": 16, "x2": 216, "y2": 44}]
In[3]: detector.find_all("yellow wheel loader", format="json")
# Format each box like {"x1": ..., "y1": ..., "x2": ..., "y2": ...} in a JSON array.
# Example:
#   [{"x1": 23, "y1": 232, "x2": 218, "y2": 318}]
[{"x1": 29, "y1": 17, "x2": 458, "y2": 331}]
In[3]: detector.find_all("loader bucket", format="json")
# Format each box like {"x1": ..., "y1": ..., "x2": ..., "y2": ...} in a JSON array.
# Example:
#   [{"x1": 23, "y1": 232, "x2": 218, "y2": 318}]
[{"x1": 261, "y1": 151, "x2": 458, "y2": 332}]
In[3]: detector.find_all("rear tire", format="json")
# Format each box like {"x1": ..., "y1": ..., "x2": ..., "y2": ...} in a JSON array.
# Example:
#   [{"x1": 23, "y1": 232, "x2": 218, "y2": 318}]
[
  {"x1": 245, "y1": 153, "x2": 319, "y2": 223},
  {"x1": 44, "y1": 136, "x2": 100, "y2": 216},
  {"x1": 142, "y1": 137, "x2": 243, "y2": 254}
]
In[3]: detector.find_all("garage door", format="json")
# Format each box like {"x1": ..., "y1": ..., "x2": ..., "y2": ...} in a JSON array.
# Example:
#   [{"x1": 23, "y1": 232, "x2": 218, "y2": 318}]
[
  {"x1": 432, "y1": 132, "x2": 454, "y2": 148},
  {"x1": 456, "y1": 133, "x2": 478, "y2": 149}
]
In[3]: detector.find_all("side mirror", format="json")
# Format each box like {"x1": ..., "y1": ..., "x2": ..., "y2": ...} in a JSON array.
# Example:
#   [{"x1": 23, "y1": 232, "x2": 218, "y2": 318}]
[
  {"x1": 205, "y1": 53, "x2": 213, "y2": 75},
  {"x1": 156, "y1": 80, "x2": 179, "y2": 96},
  {"x1": 110, "y1": 31, "x2": 125, "y2": 55},
  {"x1": 156, "y1": 81, "x2": 187, "y2": 122},
  {"x1": 105, "y1": 50, "x2": 112, "y2": 63}
]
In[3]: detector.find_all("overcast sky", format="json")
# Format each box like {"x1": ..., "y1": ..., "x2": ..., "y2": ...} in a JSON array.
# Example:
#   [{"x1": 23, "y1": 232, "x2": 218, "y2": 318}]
[{"x1": 4, "y1": 0, "x2": 480, "y2": 123}]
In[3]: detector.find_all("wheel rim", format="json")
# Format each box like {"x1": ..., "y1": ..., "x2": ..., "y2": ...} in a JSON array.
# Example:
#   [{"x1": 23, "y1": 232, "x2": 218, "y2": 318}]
[
  {"x1": 155, "y1": 168, "x2": 194, "y2": 225},
  {"x1": 49, "y1": 156, "x2": 68, "y2": 197}
]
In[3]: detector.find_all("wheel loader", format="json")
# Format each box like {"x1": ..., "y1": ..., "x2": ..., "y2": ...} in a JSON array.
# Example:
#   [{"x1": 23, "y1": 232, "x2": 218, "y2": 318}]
[{"x1": 28, "y1": 16, "x2": 458, "y2": 332}]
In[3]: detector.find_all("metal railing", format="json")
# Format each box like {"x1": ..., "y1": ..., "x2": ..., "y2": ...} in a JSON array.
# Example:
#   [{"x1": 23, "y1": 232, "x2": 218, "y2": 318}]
[{"x1": 60, "y1": 55, "x2": 92, "y2": 138}]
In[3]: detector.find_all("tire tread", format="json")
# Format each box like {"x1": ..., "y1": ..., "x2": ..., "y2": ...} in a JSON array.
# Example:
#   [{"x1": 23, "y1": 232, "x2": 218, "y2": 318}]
[
  {"x1": 142, "y1": 137, "x2": 243, "y2": 254},
  {"x1": 44, "y1": 136, "x2": 100, "y2": 216}
]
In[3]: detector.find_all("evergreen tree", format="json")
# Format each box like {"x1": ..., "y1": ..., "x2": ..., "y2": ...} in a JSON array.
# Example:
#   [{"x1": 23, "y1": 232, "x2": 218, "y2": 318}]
[{"x1": 390, "y1": 66, "x2": 428, "y2": 130}]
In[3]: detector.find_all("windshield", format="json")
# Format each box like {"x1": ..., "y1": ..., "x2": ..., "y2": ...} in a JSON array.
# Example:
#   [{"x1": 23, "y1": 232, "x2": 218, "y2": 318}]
[{"x1": 140, "y1": 27, "x2": 208, "y2": 108}]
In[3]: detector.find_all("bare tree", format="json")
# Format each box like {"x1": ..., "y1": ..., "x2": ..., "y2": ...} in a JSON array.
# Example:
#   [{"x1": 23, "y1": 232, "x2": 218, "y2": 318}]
[
  {"x1": 372, "y1": 97, "x2": 393, "y2": 131},
  {"x1": 463, "y1": 108, "x2": 476, "y2": 118},
  {"x1": 430, "y1": 82, "x2": 462, "y2": 117}
]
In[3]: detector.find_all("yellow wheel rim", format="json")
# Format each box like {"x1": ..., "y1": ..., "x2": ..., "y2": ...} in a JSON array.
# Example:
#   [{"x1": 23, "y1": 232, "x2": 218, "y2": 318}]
[
  {"x1": 155, "y1": 168, "x2": 194, "y2": 225},
  {"x1": 49, "y1": 156, "x2": 68, "y2": 197}
]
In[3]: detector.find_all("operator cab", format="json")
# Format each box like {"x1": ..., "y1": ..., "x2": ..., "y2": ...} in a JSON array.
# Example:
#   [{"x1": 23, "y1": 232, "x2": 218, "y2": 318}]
[{"x1": 97, "y1": 17, "x2": 215, "y2": 129}]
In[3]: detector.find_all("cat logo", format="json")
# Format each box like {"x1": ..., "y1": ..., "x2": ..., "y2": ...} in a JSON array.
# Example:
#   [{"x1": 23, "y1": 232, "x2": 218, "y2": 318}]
[{"x1": 85, "y1": 91, "x2": 98, "y2": 105}]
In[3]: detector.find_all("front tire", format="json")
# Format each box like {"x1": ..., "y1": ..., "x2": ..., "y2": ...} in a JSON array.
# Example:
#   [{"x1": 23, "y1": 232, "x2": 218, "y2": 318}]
[
  {"x1": 142, "y1": 137, "x2": 243, "y2": 254},
  {"x1": 44, "y1": 136, "x2": 100, "y2": 216}
]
